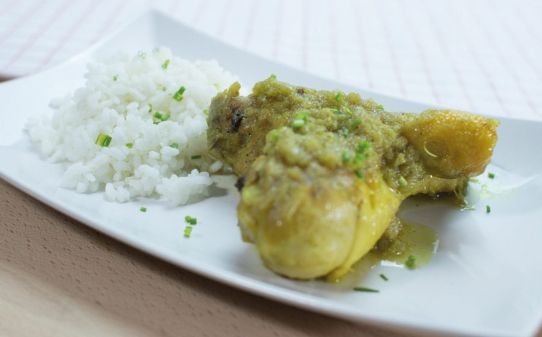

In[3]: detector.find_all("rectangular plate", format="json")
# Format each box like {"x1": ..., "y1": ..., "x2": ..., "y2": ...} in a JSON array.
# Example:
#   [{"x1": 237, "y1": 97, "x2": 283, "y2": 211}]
[{"x1": 1, "y1": 10, "x2": 542, "y2": 337}]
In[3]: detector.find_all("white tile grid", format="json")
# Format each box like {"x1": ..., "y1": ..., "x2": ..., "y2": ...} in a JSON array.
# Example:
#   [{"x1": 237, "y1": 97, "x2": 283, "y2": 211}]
[{"x1": 0, "y1": 0, "x2": 540, "y2": 121}]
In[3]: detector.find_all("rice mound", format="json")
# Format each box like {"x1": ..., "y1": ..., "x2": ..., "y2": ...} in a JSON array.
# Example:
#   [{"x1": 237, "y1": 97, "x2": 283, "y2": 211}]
[{"x1": 26, "y1": 47, "x2": 237, "y2": 205}]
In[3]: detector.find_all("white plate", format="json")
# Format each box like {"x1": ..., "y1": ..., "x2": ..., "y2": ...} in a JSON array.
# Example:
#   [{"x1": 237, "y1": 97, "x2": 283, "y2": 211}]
[{"x1": 1, "y1": 10, "x2": 542, "y2": 337}]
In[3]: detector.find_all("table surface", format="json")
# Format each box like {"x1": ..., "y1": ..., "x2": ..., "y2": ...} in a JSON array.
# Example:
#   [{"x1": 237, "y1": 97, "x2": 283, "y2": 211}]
[{"x1": 1, "y1": 0, "x2": 541, "y2": 336}]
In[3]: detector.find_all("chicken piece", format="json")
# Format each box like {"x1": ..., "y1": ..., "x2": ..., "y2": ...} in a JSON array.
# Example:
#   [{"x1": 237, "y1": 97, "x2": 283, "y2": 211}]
[{"x1": 208, "y1": 77, "x2": 498, "y2": 281}]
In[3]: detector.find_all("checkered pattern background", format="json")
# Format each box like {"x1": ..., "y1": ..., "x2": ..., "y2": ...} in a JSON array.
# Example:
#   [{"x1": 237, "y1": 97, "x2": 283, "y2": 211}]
[{"x1": 0, "y1": 0, "x2": 540, "y2": 120}]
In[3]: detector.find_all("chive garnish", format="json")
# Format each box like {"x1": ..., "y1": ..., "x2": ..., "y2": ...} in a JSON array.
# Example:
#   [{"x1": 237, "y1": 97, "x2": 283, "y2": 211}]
[
  {"x1": 95, "y1": 133, "x2": 112, "y2": 147},
  {"x1": 379, "y1": 274, "x2": 389, "y2": 281},
  {"x1": 351, "y1": 118, "x2": 362, "y2": 128},
  {"x1": 161, "y1": 59, "x2": 170, "y2": 69},
  {"x1": 292, "y1": 119, "x2": 305, "y2": 129},
  {"x1": 342, "y1": 150, "x2": 352, "y2": 163},
  {"x1": 140, "y1": 207, "x2": 147, "y2": 213},
  {"x1": 173, "y1": 86, "x2": 186, "y2": 101},
  {"x1": 339, "y1": 127, "x2": 349, "y2": 138},
  {"x1": 486, "y1": 205, "x2": 491, "y2": 214},
  {"x1": 126, "y1": 142, "x2": 134, "y2": 148},
  {"x1": 112, "y1": 75, "x2": 118, "y2": 81},
  {"x1": 355, "y1": 169, "x2": 364, "y2": 180},
  {"x1": 356, "y1": 140, "x2": 369, "y2": 154},
  {"x1": 185, "y1": 215, "x2": 197, "y2": 225},
  {"x1": 335, "y1": 92, "x2": 342, "y2": 102},
  {"x1": 398, "y1": 176, "x2": 408, "y2": 187},
  {"x1": 353, "y1": 287, "x2": 379, "y2": 293},
  {"x1": 405, "y1": 255, "x2": 416, "y2": 270},
  {"x1": 153, "y1": 111, "x2": 170, "y2": 124},
  {"x1": 270, "y1": 74, "x2": 277, "y2": 80},
  {"x1": 183, "y1": 226, "x2": 192, "y2": 238},
  {"x1": 488, "y1": 172, "x2": 495, "y2": 179}
]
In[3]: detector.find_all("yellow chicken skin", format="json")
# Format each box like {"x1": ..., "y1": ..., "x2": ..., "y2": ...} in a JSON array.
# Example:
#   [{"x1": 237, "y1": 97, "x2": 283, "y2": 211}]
[{"x1": 208, "y1": 77, "x2": 498, "y2": 281}]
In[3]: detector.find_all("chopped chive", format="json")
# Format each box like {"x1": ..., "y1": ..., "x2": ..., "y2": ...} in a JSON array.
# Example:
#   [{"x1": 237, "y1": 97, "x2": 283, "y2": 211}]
[
  {"x1": 112, "y1": 75, "x2": 118, "y2": 81},
  {"x1": 268, "y1": 129, "x2": 280, "y2": 141},
  {"x1": 153, "y1": 111, "x2": 170, "y2": 123},
  {"x1": 161, "y1": 59, "x2": 170, "y2": 69},
  {"x1": 486, "y1": 205, "x2": 491, "y2": 214},
  {"x1": 353, "y1": 287, "x2": 379, "y2": 293},
  {"x1": 95, "y1": 133, "x2": 112, "y2": 147},
  {"x1": 339, "y1": 127, "x2": 349, "y2": 138},
  {"x1": 379, "y1": 274, "x2": 389, "y2": 281},
  {"x1": 183, "y1": 226, "x2": 193, "y2": 238},
  {"x1": 185, "y1": 215, "x2": 197, "y2": 225},
  {"x1": 335, "y1": 92, "x2": 342, "y2": 102},
  {"x1": 356, "y1": 140, "x2": 369, "y2": 154},
  {"x1": 405, "y1": 255, "x2": 416, "y2": 270},
  {"x1": 293, "y1": 111, "x2": 309, "y2": 120},
  {"x1": 355, "y1": 169, "x2": 364, "y2": 180},
  {"x1": 126, "y1": 142, "x2": 134, "y2": 148},
  {"x1": 270, "y1": 74, "x2": 277, "y2": 80},
  {"x1": 488, "y1": 172, "x2": 495, "y2": 179},
  {"x1": 343, "y1": 106, "x2": 353, "y2": 115},
  {"x1": 191, "y1": 155, "x2": 202, "y2": 159},
  {"x1": 173, "y1": 86, "x2": 186, "y2": 101},
  {"x1": 139, "y1": 207, "x2": 147, "y2": 213},
  {"x1": 332, "y1": 108, "x2": 342, "y2": 115},
  {"x1": 292, "y1": 119, "x2": 305, "y2": 129},
  {"x1": 351, "y1": 118, "x2": 362, "y2": 128},
  {"x1": 353, "y1": 153, "x2": 365, "y2": 165},
  {"x1": 398, "y1": 176, "x2": 408, "y2": 187},
  {"x1": 169, "y1": 143, "x2": 179, "y2": 149},
  {"x1": 342, "y1": 150, "x2": 352, "y2": 163}
]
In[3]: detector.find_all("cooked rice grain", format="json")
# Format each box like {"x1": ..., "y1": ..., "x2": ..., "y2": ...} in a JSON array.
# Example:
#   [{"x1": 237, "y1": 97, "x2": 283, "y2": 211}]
[{"x1": 26, "y1": 47, "x2": 236, "y2": 205}]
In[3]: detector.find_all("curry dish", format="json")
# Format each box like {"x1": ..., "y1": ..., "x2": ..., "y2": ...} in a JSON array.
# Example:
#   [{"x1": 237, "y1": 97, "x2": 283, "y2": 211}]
[{"x1": 208, "y1": 76, "x2": 498, "y2": 281}]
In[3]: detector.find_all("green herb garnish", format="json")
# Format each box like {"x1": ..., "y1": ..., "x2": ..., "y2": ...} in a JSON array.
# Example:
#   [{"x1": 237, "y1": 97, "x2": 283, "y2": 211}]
[
  {"x1": 339, "y1": 127, "x2": 349, "y2": 138},
  {"x1": 379, "y1": 274, "x2": 389, "y2": 281},
  {"x1": 342, "y1": 150, "x2": 352, "y2": 163},
  {"x1": 486, "y1": 205, "x2": 491, "y2": 214},
  {"x1": 270, "y1": 74, "x2": 277, "y2": 80},
  {"x1": 185, "y1": 215, "x2": 197, "y2": 225},
  {"x1": 161, "y1": 59, "x2": 170, "y2": 69},
  {"x1": 169, "y1": 143, "x2": 179, "y2": 149},
  {"x1": 292, "y1": 111, "x2": 309, "y2": 130},
  {"x1": 353, "y1": 287, "x2": 379, "y2": 293},
  {"x1": 356, "y1": 140, "x2": 369, "y2": 154},
  {"x1": 126, "y1": 142, "x2": 134, "y2": 148},
  {"x1": 353, "y1": 140, "x2": 370, "y2": 165},
  {"x1": 335, "y1": 92, "x2": 342, "y2": 102},
  {"x1": 398, "y1": 176, "x2": 408, "y2": 187},
  {"x1": 355, "y1": 169, "x2": 364, "y2": 180},
  {"x1": 268, "y1": 129, "x2": 280, "y2": 141},
  {"x1": 153, "y1": 111, "x2": 170, "y2": 123},
  {"x1": 488, "y1": 172, "x2": 495, "y2": 179},
  {"x1": 112, "y1": 75, "x2": 118, "y2": 81},
  {"x1": 292, "y1": 119, "x2": 305, "y2": 129},
  {"x1": 140, "y1": 207, "x2": 147, "y2": 213},
  {"x1": 95, "y1": 133, "x2": 112, "y2": 147},
  {"x1": 351, "y1": 118, "x2": 362, "y2": 129},
  {"x1": 405, "y1": 255, "x2": 416, "y2": 270},
  {"x1": 173, "y1": 86, "x2": 186, "y2": 101},
  {"x1": 183, "y1": 226, "x2": 192, "y2": 238}
]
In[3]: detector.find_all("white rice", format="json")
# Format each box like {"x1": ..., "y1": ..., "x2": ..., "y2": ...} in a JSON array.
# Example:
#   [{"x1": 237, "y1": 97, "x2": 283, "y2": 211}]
[{"x1": 26, "y1": 47, "x2": 237, "y2": 205}]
